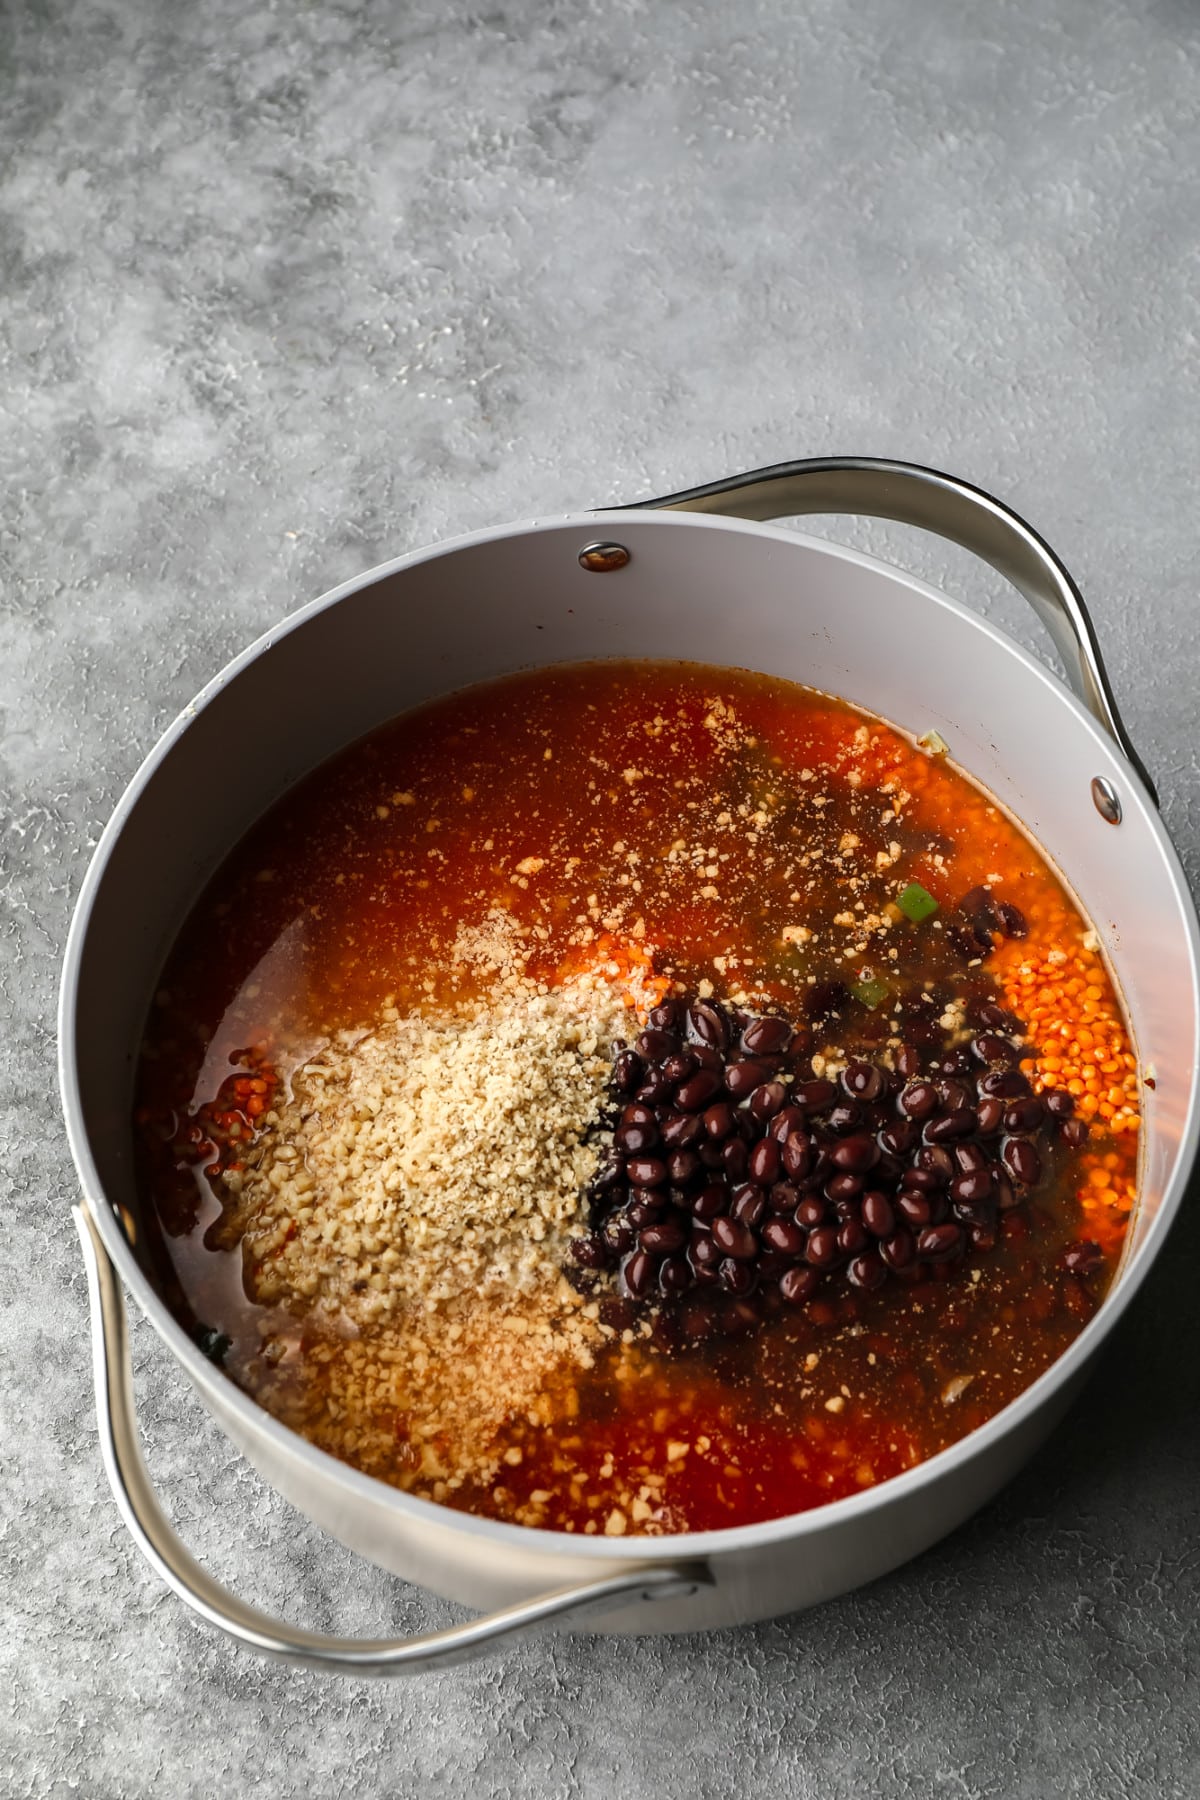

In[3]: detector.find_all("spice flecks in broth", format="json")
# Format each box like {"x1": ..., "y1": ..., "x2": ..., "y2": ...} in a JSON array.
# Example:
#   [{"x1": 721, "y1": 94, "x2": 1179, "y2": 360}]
[{"x1": 134, "y1": 661, "x2": 1138, "y2": 1534}]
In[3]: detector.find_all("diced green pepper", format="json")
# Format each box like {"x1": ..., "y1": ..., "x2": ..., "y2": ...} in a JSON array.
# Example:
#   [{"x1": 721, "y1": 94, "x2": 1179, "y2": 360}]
[
  {"x1": 850, "y1": 973, "x2": 891, "y2": 1009},
  {"x1": 898, "y1": 881, "x2": 939, "y2": 923}
]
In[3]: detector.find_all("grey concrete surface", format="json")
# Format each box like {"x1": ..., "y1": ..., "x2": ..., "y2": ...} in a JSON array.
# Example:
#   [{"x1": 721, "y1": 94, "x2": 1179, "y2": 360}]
[{"x1": 3, "y1": 0, "x2": 1199, "y2": 1794}]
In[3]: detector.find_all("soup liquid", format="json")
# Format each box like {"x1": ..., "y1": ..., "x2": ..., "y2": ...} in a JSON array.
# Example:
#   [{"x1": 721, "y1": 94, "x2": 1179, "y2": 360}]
[{"x1": 134, "y1": 662, "x2": 1138, "y2": 1534}]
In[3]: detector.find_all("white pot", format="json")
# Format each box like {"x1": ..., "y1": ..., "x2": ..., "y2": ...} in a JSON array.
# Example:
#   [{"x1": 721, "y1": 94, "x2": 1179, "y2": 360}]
[{"x1": 60, "y1": 459, "x2": 1200, "y2": 1674}]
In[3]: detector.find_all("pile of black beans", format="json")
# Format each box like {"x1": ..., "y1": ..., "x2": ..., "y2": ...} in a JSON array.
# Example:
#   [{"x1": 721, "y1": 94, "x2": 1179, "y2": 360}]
[{"x1": 570, "y1": 992, "x2": 1086, "y2": 1336}]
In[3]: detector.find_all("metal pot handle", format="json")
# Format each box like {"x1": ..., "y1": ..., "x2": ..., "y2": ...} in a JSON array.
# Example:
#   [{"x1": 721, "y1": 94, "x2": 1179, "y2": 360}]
[
  {"x1": 629, "y1": 456, "x2": 1155, "y2": 803},
  {"x1": 75, "y1": 1206, "x2": 710, "y2": 1675}
]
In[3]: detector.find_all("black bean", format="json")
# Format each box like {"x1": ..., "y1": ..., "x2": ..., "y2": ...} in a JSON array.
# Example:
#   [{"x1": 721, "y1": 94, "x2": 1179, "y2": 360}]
[
  {"x1": 724, "y1": 1059, "x2": 773, "y2": 1100},
  {"x1": 960, "y1": 885, "x2": 996, "y2": 924},
  {"x1": 687, "y1": 1000, "x2": 729, "y2": 1049},
  {"x1": 615, "y1": 1120, "x2": 659, "y2": 1155},
  {"x1": 662, "y1": 1051, "x2": 698, "y2": 1084},
  {"x1": 1060, "y1": 1240, "x2": 1104, "y2": 1276},
  {"x1": 570, "y1": 1233, "x2": 609, "y2": 1269},
  {"x1": 916, "y1": 1223, "x2": 963, "y2": 1261},
  {"x1": 1002, "y1": 1138, "x2": 1042, "y2": 1187},
  {"x1": 627, "y1": 1194, "x2": 664, "y2": 1227},
  {"x1": 862, "y1": 1191, "x2": 895, "y2": 1238},
  {"x1": 625, "y1": 1155, "x2": 668, "y2": 1188},
  {"x1": 976, "y1": 1098, "x2": 1005, "y2": 1137},
  {"x1": 899, "y1": 1081, "x2": 939, "y2": 1120},
  {"x1": 659, "y1": 1255, "x2": 691, "y2": 1296},
  {"x1": 913, "y1": 1144, "x2": 955, "y2": 1183},
  {"x1": 591, "y1": 1152, "x2": 625, "y2": 1193},
  {"x1": 649, "y1": 1000, "x2": 683, "y2": 1031},
  {"x1": 848, "y1": 1250, "x2": 887, "y2": 1290},
  {"x1": 971, "y1": 1033, "x2": 1018, "y2": 1067},
  {"x1": 838, "y1": 1218, "x2": 868, "y2": 1256},
  {"x1": 897, "y1": 1191, "x2": 932, "y2": 1228},
  {"x1": 806, "y1": 1225, "x2": 840, "y2": 1268},
  {"x1": 768, "y1": 1180, "x2": 801, "y2": 1213},
  {"x1": 925, "y1": 1108, "x2": 978, "y2": 1143},
  {"x1": 936, "y1": 1080, "x2": 972, "y2": 1113},
  {"x1": 691, "y1": 1183, "x2": 727, "y2": 1220},
  {"x1": 977, "y1": 1001, "x2": 1025, "y2": 1033},
  {"x1": 902, "y1": 1167, "x2": 940, "y2": 1193},
  {"x1": 667, "y1": 1150, "x2": 702, "y2": 1186},
  {"x1": 611, "y1": 1049, "x2": 644, "y2": 1094},
  {"x1": 741, "y1": 1014, "x2": 793, "y2": 1057},
  {"x1": 636, "y1": 1028, "x2": 678, "y2": 1063},
  {"x1": 660, "y1": 1110, "x2": 703, "y2": 1150},
  {"x1": 703, "y1": 1102, "x2": 737, "y2": 1141},
  {"x1": 1004, "y1": 1096, "x2": 1046, "y2": 1134},
  {"x1": 794, "y1": 1078, "x2": 837, "y2": 1111},
  {"x1": 978, "y1": 1068, "x2": 1031, "y2": 1099},
  {"x1": 1043, "y1": 1088, "x2": 1073, "y2": 1119},
  {"x1": 719, "y1": 1257, "x2": 758, "y2": 1296},
  {"x1": 721, "y1": 1137, "x2": 749, "y2": 1179},
  {"x1": 780, "y1": 1266, "x2": 820, "y2": 1305},
  {"x1": 762, "y1": 1217, "x2": 806, "y2": 1256},
  {"x1": 782, "y1": 1130, "x2": 813, "y2": 1179},
  {"x1": 879, "y1": 1120, "x2": 918, "y2": 1156},
  {"x1": 767, "y1": 1103, "x2": 806, "y2": 1143},
  {"x1": 690, "y1": 1233, "x2": 723, "y2": 1271},
  {"x1": 896, "y1": 1045, "x2": 923, "y2": 1080},
  {"x1": 749, "y1": 1080, "x2": 788, "y2": 1121},
  {"x1": 698, "y1": 1142, "x2": 725, "y2": 1170},
  {"x1": 602, "y1": 1214, "x2": 636, "y2": 1254},
  {"x1": 675, "y1": 1068, "x2": 723, "y2": 1112},
  {"x1": 825, "y1": 1172, "x2": 863, "y2": 1202},
  {"x1": 731, "y1": 1185, "x2": 767, "y2": 1229},
  {"x1": 620, "y1": 1102, "x2": 656, "y2": 1127},
  {"x1": 621, "y1": 1250, "x2": 656, "y2": 1298},
  {"x1": 954, "y1": 1142, "x2": 989, "y2": 1174},
  {"x1": 712, "y1": 1216, "x2": 757, "y2": 1260},
  {"x1": 795, "y1": 1196, "x2": 827, "y2": 1229},
  {"x1": 950, "y1": 1169, "x2": 993, "y2": 1205},
  {"x1": 996, "y1": 901, "x2": 1028, "y2": 939},
  {"x1": 831, "y1": 1133, "x2": 880, "y2": 1174},
  {"x1": 640, "y1": 1218, "x2": 687, "y2": 1255},
  {"x1": 748, "y1": 1137, "x2": 782, "y2": 1186},
  {"x1": 1061, "y1": 1118, "x2": 1090, "y2": 1149},
  {"x1": 842, "y1": 1060, "x2": 884, "y2": 1103},
  {"x1": 636, "y1": 1069, "x2": 673, "y2": 1105},
  {"x1": 880, "y1": 1228, "x2": 916, "y2": 1270}
]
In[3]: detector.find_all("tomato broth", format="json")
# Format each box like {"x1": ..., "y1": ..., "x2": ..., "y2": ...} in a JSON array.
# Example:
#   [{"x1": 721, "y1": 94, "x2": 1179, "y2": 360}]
[{"x1": 134, "y1": 661, "x2": 1139, "y2": 1536}]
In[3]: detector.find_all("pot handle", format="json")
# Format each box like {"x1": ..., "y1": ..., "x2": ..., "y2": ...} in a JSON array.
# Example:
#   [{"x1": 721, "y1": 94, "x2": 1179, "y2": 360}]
[
  {"x1": 74, "y1": 1205, "x2": 710, "y2": 1676},
  {"x1": 630, "y1": 456, "x2": 1155, "y2": 803}
]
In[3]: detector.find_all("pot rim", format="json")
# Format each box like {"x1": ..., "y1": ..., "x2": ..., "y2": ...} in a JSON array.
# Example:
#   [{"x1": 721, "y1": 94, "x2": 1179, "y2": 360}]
[{"x1": 59, "y1": 506, "x2": 1200, "y2": 1563}]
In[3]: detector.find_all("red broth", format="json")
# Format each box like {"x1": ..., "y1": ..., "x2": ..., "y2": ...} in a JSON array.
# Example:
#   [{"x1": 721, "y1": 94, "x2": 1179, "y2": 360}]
[{"x1": 134, "y1": 661, "x2": 1138, "y2": 1535}]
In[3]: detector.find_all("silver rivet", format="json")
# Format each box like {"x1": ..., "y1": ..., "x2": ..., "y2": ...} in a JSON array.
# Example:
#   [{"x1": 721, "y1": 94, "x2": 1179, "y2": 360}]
[
  {"x1": 578, "y1": 541, "x2": 630, "y2": 573},
  {"x1": 1091, "y1": 776, "x2": 1122, "y2": 825}
]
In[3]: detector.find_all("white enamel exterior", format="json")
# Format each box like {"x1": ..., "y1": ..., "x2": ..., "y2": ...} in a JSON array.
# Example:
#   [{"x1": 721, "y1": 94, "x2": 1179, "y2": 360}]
[{"x1": 59, "y1": 510, "x2": 1200, "y2": 1636}]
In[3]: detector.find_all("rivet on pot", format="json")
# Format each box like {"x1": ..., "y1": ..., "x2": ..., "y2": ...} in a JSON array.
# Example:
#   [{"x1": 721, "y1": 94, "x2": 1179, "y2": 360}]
[
  {"x1": 578, "y1": 541, "x2": 631, "y2": 573},
  {"x1": 1091, "y1": 776, "x2": 1122, "y2": 825}
]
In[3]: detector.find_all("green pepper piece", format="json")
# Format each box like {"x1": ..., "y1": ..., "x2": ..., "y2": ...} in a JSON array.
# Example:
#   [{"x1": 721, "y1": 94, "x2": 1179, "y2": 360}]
[
  {"x1": 898, "y1": 881, "x2": 939, "y2": 923},
  {"x1": 850, "y1": 973, "x2": 891, "y2": 1010}
]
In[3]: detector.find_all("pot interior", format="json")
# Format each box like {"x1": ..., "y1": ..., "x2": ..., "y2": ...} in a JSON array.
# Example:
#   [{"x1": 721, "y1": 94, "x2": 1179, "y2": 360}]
[{"x1": 65, "y1": 512, "x2": 1198, "y2": 1304}]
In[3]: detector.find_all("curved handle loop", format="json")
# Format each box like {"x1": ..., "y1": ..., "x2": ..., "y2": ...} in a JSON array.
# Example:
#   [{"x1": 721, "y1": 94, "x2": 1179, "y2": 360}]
[
  {"x1": 629, "y1": 456, "x2": 1155, "y2": 804},
  {"x1": 75, "y1": 1206, "x2": 709, "y2": 1675}
]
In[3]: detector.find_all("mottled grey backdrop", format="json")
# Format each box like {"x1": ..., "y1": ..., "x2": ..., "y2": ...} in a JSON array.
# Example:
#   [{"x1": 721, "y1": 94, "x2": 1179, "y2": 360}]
[{"x1": 3, "y1": 0, "x2": 1199, "y2": 1794}]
